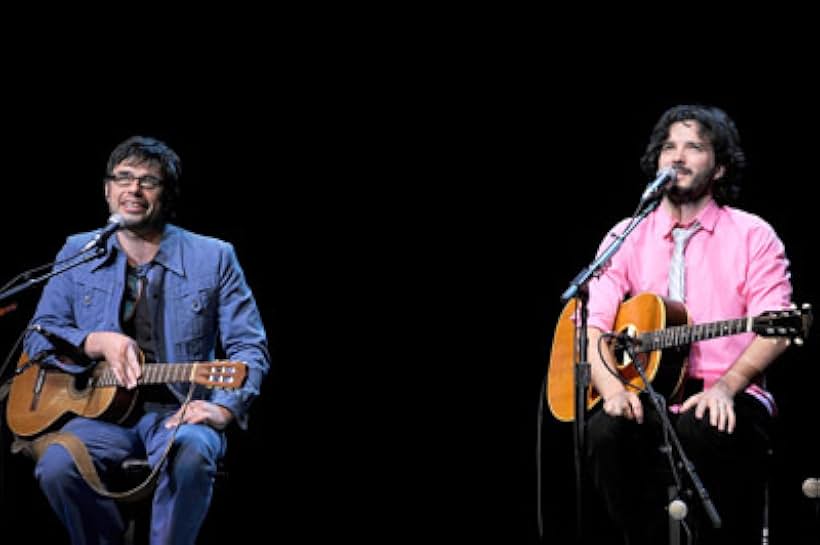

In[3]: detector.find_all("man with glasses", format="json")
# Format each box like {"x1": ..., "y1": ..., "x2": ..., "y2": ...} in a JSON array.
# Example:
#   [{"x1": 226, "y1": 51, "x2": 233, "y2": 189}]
[{"x1": 20, "y1": 136, "x2": 270, "y2": 545}]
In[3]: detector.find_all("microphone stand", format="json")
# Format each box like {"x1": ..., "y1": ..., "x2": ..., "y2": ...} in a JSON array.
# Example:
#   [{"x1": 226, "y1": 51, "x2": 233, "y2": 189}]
[
  {"x1": 0, "y1": 245, "x2": 105, "y2": 393},
  {"x1": 0, "y1": 245, "x2": 107, "y2": 517},
  {"x1": 559, "y1": 197, "x2": 660, "y2": 543},
  {"x1": 619, "y1": 338, "x2": 722, "y2": 535},
  {"x1": 0, "y1": 247, "x2": 105, "y2": 305}
]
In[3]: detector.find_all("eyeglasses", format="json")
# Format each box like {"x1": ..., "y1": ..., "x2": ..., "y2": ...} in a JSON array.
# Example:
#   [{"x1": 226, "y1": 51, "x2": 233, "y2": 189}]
[{"x1": 105, "y1": 172, "x2": 163, "y2": 190}]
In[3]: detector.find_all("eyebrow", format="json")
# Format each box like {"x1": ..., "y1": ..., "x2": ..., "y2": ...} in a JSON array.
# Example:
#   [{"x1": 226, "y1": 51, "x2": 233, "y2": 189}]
[
  {"x1": 663, "y1": 138, "x2": 711, "y2": 147},
  {"x1": 112, "y1": 168, "x2": 160, "y2": 177}
]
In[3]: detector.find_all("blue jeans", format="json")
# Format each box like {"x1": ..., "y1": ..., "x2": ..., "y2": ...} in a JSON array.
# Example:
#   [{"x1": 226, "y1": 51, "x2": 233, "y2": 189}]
[{"x1": 34, "y1": 412, "x2": 226, "y2": 545}]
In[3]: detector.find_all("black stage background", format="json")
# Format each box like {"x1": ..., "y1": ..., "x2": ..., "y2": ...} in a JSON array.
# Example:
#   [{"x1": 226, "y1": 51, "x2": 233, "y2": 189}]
[{"x1": 0, "y1": 72, "x2": 818, "y2": 544}]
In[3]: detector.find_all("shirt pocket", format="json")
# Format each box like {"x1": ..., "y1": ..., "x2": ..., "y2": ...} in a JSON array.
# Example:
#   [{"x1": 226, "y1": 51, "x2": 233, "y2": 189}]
[
  {"x1": 73, "y1": 281, "x2": 111, "y2": 329},
  {"x1": 172, "y1": 282, "x2": 218, "y2": 342}
]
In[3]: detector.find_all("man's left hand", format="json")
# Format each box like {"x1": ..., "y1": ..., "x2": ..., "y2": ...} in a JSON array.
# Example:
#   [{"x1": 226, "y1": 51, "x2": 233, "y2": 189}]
[
  {"x1": 165, "y1": 401, "x2": 234, "y2": 430},
  {"x1": 679, "y1": 383, "x2": 736, "y2": 433}
]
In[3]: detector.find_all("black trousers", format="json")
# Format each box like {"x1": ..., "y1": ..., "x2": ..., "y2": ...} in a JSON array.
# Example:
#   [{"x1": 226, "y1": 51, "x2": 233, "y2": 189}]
[{"x1": 586, "y1": 391, "x2": 772, "y2": 545}]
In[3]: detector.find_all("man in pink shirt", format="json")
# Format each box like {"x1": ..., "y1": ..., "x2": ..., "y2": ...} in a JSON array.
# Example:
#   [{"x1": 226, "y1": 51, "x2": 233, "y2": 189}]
[{"x1": 584, "y1": 105, "x2": 794, "y2": 545}]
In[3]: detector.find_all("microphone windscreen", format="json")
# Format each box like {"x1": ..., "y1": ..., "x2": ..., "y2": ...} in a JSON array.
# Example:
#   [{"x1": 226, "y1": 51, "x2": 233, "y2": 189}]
[
  {"x1": 668, "y1": 499, "x2": 688, "y2": 520},
  {"x1": 802, "y1": 478, "x2": 820, "y2": 499}
]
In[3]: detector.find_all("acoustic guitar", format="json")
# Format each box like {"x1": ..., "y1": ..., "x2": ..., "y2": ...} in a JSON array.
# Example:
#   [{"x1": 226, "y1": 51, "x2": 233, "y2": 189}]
[
  {"x1": 5, "y1": 353, "x2": 247, "y2": 437},
  {"x1": 547, "y1": 292, "x2": 812, "y2": 422}
]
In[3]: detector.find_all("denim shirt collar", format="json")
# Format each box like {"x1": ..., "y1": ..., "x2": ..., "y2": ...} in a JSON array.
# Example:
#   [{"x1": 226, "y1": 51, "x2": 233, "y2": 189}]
[
  {"x1": 153, "y1": 225, "x2": 185, "y2": 277},
  {"x1": 89, "y1": 223, "x2": 186, "y2": 277}
]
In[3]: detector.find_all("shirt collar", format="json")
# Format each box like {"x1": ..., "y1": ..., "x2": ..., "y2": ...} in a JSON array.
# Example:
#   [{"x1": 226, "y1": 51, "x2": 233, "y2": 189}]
[
  {"x1": 90, "y1": 224, "x2": 185, "y2": 277},
  {"x1": 656, "y1": 198, "x2": 720, "y2": 240},
  {"x1": 151, "y1": 225, "x2": 185, "y2": 277}
]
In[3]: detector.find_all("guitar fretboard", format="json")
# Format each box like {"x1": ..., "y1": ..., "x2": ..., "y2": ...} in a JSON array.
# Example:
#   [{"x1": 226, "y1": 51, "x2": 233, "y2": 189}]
[
  {"x1": 93, "y1": 363, "x2": 239, "y2": 387},
  {"x1": 638, "y1": 317, "x2": 752, "y2": 352}
]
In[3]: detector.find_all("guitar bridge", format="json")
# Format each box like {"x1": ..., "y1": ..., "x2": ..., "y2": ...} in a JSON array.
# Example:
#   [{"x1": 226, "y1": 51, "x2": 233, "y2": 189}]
[{"x1": 29, "y1": 367, "x2": 46, "y2": 411}]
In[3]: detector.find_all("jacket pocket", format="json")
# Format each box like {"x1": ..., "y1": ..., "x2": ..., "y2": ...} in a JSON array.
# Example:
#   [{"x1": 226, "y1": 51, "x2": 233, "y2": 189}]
[
  {"x1": 73, "y1": 283, "x2": 111, "y2": 329},
  {"x1": 173, "y1": 287, "x2": 217, "y2": 342}
]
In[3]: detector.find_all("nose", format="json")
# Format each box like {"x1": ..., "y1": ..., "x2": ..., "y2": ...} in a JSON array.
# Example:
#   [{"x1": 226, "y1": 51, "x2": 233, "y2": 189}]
[{"x1": 666, "y1": 146, "x2": 685, "y2": 163}]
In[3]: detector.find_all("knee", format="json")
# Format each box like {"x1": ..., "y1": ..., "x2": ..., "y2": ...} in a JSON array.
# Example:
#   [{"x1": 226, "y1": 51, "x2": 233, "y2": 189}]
[
  {"x1": 676, "y1": 410, "x2": 733, "y2": 455},
  {"x1": 34, "y1": 446, "x2": 78, "y2": 493},
  {"x1": 169, "y1": 428, "x2": 221, "y2": 483},
  {"x1": 586, "y1": 412, "x2": 635, "y2": 457}
]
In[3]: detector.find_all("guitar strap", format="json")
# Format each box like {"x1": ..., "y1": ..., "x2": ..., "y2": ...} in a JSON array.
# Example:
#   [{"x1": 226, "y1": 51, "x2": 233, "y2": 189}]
[
  {"x1": 10, "y1": 385, "x2": 195, "y2": 504},
  {"x1": 11, "y1": 431, "x2": 158, "y2": 503}
]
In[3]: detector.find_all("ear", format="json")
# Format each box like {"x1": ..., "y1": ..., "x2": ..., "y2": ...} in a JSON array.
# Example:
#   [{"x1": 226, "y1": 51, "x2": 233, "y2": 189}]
[
  {"x1": 104, "y1": 183, "x2": 110, "y2": 199},
  {"x1": 713, "y1": 165, "x2": 726, "y2": 181}
]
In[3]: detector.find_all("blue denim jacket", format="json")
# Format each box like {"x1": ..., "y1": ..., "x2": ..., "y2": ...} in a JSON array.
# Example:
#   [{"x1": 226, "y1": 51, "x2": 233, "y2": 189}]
[{"x1": 23, "y1": 224, "x2": 270, "y2": 429}]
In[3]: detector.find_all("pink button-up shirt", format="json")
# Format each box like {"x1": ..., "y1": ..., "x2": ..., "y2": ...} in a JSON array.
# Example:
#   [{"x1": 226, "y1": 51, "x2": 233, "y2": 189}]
[{"x1": 586, "y1": 199, "x2": 792, "y2": 412}]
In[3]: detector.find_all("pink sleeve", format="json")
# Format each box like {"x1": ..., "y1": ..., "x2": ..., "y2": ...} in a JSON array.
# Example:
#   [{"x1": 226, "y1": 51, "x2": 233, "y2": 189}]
[
  {"x1": 744, "y1": 222, "x2": 792, "y2": 316},
  {"x1": 585, "y1": 219, "x2": 633, "y2": 332}
]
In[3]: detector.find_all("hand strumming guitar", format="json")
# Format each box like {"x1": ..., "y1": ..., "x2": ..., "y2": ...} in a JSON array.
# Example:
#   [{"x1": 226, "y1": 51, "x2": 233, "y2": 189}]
[
  {"x1": 83, "y1": 331, "x2": 143, "y2": 389},
  {"x1": 602, "y1": 389, "x2": 644, "y2": 424}
]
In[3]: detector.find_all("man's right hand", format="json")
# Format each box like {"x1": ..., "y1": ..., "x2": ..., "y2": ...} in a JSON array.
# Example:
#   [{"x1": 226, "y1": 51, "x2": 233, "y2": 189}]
[
  {"x1": 602, "y1": 389, "x2": 644, "y2": 423},
  {"x1": 83, "y1": 331, "x2": 142, "y2": 389},
  {"x1": 588, "y1": 327, "x2": 644, "y2": 423}
]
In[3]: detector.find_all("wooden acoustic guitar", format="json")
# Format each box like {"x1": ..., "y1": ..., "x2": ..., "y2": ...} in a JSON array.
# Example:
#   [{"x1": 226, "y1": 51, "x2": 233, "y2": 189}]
[
  {"x1": 5, "y1": 353, "x2": 247, "y2": 438},
  {"x1": 547, "y1": 292, "x2": 812, "y2": 422}
]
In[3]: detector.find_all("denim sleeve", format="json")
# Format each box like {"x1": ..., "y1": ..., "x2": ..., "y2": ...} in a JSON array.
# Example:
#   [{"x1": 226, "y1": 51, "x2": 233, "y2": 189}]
[
  {"x1": 22, "y1": 239, "x2": 98, "y2": 373},
  {"x1": 208, "y1": 243, "x2": 270, "y2": 429}
]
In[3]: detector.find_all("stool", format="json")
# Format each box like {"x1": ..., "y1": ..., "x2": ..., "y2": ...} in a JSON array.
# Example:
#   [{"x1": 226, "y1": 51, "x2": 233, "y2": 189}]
[
  {"x1": 120, "y1": 458, "x2": 153, "y2": 545},
  {"x1": 119, "y1": 457, "x2": 228, "y2": 545},
  {"x1": 761, "y1": 446, "x2": 774, "y2": 545}
]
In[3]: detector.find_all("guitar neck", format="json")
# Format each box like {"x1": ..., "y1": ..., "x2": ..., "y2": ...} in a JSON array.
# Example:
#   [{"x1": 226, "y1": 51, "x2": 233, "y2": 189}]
[
  {"x1": 95, "y1": 363, "x2": 203, "y2": 387},
  {"x1": 638, "y1": 316, "x2": 753, "y2": 352}
]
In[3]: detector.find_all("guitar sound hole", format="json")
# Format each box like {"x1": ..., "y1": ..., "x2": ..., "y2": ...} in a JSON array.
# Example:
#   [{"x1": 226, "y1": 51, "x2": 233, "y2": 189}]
[
  {"x1": 72, "y1": 373, "x2": 91, "y2": 392},
  {"x1": 612, "y1": 342, "x2": 648, "y2": 379}
]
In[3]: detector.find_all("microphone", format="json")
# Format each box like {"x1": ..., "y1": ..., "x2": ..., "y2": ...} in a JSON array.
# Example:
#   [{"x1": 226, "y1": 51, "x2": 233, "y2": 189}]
[
  {"x1": 29, "y1": 323, "x2": 74, "y2": 351},
  {"x1": 613, "y1": 329, "x2": 642, "y2": 350},
  {"x1": 30, "y1": 323, "x2": 61, "y2": 342},
  {"x1": 28, "y1": 323, "x2": 86, "y2": 361},
  {"x1": 80, "y1": 214, "x2": 126, "y2": 252},
  {"x1": 640, "y1": 167, "x2": 677, "y2": 203}
]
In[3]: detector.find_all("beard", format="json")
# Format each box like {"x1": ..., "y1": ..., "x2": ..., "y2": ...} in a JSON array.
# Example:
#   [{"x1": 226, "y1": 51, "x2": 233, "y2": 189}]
[{"x1": 666, "y1": 168, "x2": 716, "y2": 205}]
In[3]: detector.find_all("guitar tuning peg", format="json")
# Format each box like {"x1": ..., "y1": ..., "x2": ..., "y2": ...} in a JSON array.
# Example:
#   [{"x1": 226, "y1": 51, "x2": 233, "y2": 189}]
[{"x1": 794, "y1": 337, "x2": 804, "y2": 346}]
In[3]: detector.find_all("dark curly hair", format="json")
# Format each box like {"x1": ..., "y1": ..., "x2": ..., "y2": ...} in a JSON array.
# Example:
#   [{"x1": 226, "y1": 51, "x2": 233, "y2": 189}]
[
  {"x1": 640, "y1": 105, "x2": 746, "y2": 205},
  {"x1": 105, "y1": 136, "x2": 182, "y2": 220}
]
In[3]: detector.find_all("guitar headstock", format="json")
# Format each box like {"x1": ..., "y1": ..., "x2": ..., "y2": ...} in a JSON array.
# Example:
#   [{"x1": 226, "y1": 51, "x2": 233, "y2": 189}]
[
  {"x1": 192, "y1": 361, "x2": 248, "y2": 389},
  {"x1": 752, "y1": 303, "x2": 813, "y2": 345}
]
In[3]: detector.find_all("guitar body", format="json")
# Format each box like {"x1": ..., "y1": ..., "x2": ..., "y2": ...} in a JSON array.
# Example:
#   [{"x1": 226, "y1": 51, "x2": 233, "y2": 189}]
[
  {"x1": 6, "y1": 354, "x2": 139, "y2": 437},
  {"x1": 547, "y1": 293, "x2": 689, "y2": 422}
]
